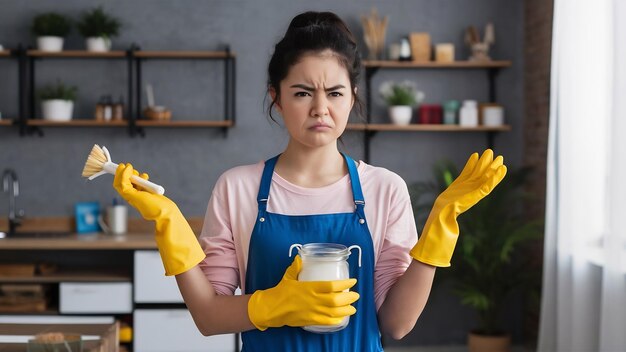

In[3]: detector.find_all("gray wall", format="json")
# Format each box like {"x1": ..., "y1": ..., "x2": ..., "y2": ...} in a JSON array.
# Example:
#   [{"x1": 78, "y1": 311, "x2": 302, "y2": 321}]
[{"x1": 0, "y1": 0, "x2": 525, "y2": 346}]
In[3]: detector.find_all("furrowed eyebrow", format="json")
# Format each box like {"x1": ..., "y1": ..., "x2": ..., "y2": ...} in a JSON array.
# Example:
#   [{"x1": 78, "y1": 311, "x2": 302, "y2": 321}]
[{"x1": 289, "y1": 84, "x2": 346, "y2": 92}]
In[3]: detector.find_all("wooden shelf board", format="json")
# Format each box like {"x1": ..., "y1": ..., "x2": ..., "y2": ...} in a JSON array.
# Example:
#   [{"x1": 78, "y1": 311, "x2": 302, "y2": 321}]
[
  {"x1": 0, "y1": 271, "x2": 131, "y2": 283},
  {"x1": 135, "y1": 120, "x2": 234, "y2": 127},
  {"x1": 27, "y1": 50, "x2": 126, "y2": 58},
  {"x1": 0, "y1": 120, "x2": 15, "y2": 126},
  {"x1": 0, "y1": 308, "x2": 59, "y2": 315},
  {"x1": 134, "y1": 51, "x2": 235, "y2": 59},
  {"x1": 346, "y1": 123, "x2": 511, "y2": 132},
  {"x1": 0, "y1": 50, "x2": 12, "y2": 57},
  {"x1": 26, "y1": 120, "x2": 127, "y2": 127},
  {"x1": 0, "y1": 233, "x2": 157, "y2": 250},
  {"x1": 363, "y1": 60, "x2": 512, "y2": 69}
]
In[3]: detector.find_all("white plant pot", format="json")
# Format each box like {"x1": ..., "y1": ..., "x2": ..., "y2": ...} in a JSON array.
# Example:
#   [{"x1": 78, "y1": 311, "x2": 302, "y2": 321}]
[
  {"x1": 388, "y1": 106, "x2": 413, "y2": 125},
  {"x1": 86, "y1": 37, "x2": 112, "y2": 52},
  {"x1": 37, "y1": 36, "x2": 64, "y2": 52},
  {"x1": 42, "y1": 100, "x2": 74, "y2": 121}
]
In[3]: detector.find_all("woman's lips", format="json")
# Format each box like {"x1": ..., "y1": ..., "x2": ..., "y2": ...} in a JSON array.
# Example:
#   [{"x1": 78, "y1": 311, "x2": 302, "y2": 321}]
[{"x1": 309, "y1": 123, "x2": 331, "y2": 131}]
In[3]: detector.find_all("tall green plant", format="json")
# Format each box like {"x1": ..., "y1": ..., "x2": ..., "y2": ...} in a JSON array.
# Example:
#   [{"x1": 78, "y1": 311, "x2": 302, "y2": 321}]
[{"x1": 409, "y1": 160, "x2": 543, "y2": 335}]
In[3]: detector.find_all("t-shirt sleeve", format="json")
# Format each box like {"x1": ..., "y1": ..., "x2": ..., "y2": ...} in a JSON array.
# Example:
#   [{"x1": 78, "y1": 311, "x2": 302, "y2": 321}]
[
  {"x1": 197, "y1": 177, "x2": 240, "y2": 296},
  {"x1": 373, "y1": 176, "x2": 418, "y2": 310}
]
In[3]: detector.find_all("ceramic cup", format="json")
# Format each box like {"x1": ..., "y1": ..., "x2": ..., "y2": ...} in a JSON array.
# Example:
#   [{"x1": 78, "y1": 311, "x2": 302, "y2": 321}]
[{"x1": 98, "y1": 205, "x2": 128, "y2": 235}]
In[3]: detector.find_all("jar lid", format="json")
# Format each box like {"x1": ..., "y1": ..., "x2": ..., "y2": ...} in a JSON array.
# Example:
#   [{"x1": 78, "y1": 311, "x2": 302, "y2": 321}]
[{"x1": 299, "y1": 243, "x2": 349, "y2": 260}]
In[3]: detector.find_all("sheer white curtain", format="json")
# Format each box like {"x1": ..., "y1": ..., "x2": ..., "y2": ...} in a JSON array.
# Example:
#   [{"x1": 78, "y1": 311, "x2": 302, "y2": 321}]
[{"x1": 538, "y1": 0, "x2": 626, "y2": 351}]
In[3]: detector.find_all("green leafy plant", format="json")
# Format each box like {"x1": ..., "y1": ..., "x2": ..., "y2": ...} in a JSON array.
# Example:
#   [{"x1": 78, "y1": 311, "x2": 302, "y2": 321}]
[
  {"x1": 38, "y1": 80, "x2": 78, "y2": 101},
  {"x1": 409, "y1": 160, "x2": 543, "y2": 336},
  {"x1": 31, "y1": 13, "x2": 72, "y2": 37},
  {"x1": 379, "y1": 80, "x2": 425, "y2": 106},
  {"x1": 76, "y1": 6, "x2": 121, "y2": 38}
]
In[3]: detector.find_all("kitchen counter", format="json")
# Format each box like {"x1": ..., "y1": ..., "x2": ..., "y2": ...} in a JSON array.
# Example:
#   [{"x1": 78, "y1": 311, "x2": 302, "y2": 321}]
[
  {"x1": 0, "y1": 233, "x2": 157, "y2": 250},
  {"x1": 0, "y1": 216, "x2": 205, "y2": 250}
]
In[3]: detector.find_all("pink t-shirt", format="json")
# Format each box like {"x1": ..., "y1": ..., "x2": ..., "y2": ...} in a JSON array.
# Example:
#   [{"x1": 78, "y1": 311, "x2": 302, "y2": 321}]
[{"x1": 198, "y1": 159, "x2": 418, "y2": 310}]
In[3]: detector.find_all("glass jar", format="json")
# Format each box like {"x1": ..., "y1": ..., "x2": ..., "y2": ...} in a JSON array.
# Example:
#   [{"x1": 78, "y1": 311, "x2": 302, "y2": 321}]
[
  {"x1": 442, "y1": 100, "x2": 460, "y2": 125},
  {"x1": 459, "y1": 100, "x2": 478, "y2": 127},
  {"x1": 289, "y1": 243, "x2": 361, "y2": 333}
]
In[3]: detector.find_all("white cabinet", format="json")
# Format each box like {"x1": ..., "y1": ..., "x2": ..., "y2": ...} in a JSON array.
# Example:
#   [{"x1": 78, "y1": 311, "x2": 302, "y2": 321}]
[
  {"x1": 134, "y1": 309, "x2": 236, "y2": 352},
  {"x1": 59, "y1": 282, "x2": 132, "y2": 314},
  {"x1": 134, "y1": 250, "x2": 183, "y2": 303}
]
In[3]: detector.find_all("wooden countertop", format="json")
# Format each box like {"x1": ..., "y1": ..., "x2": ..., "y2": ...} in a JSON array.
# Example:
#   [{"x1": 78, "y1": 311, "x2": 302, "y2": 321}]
[
  {"x1": 0, "y1": 233, "x2": 157, "y2": 250},
  {"x1": 0, "y1": 216, "x2": 205, "y2": 250}
]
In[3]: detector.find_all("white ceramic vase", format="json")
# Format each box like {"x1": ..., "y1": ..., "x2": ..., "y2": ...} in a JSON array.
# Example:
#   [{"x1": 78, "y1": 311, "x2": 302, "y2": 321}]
[
  {"x1": 388, "y1": 106, "x2": 413, "y2": 125},
  {"x1": 37, "y1": 36, "x2": 64, "y2": 52},
  {"x1": 86, "y1": 37, "x2": 111, "y2": 52},
  {"x1": 42, "y1": 100, "x2": 74, "y2": 121}
]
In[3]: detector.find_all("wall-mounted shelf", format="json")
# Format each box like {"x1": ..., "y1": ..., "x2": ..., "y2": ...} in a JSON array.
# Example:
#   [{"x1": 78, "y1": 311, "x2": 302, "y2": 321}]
[
  {"x1": 132, "y1": 46, "x2": 236, "y2": 137},
  {"x1": 26, "y1": 120, "x2": 128, "y2": 127},
  {"x1": 134, "y1": 51, "x2": 233, "y2": 59},
  {"x1": 363, "y1": 60, "x2": 512, "y2": 69},
  {"x1": 26, "y1": 50, "x2": 127, "y2": 58},
  {"x1": 8, "y1": 45, "x2": 236, "y2": 137},
  {"x1": 135, "y1": 120, "x2": 234, "y2": 128},
  {"x1": 346, "y1": 123, "x2": 511, "y2": 132},
  {"x1": 359, "y1": 59, "x2": 513, "y2": 162}
]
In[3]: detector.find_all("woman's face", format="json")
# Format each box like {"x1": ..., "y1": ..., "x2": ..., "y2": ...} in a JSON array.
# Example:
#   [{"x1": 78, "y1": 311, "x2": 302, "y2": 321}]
[{"x1": 272, "y1": 50, "x2": 355, "y2": 149}]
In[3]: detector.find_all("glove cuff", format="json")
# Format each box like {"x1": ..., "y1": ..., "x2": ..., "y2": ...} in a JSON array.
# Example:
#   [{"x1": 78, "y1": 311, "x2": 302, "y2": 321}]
[
  {"x1": 248, "y1": 290, "x2": 269, "y2": 331},
  {"x1": 155, "y1": 213, "x2": 206, "y2": 276},
  {"x1": 410, "y1": 211, "x2": 459, "y2": 267}
]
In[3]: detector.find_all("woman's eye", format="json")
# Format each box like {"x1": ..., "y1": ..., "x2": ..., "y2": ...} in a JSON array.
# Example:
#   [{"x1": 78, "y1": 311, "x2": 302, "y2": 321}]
[
  {"x1": 295, "y1": 91, "x2": 311, "y2": 97},
  {"x1": 329, "y1": 92, "x2": 343, "y2": 97}
]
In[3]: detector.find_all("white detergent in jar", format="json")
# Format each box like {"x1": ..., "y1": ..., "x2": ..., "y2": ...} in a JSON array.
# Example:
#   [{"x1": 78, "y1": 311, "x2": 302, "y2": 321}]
[{"x1": 289, "y1": 243, "x2": 361, "y2": 333}]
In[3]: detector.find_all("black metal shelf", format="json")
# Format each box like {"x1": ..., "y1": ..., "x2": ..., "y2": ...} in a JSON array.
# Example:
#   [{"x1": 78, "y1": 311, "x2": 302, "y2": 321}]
[
  {"x1": 358, "y1": 60, "x2": 512, "y2": 162},
  {"x1": 8, "y1": 44, "x2": 236, "y2": 137}
]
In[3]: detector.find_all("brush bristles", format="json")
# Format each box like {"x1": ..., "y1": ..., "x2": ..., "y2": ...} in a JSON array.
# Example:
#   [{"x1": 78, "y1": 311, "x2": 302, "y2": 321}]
[{"x1": 82, "y1": 144, "x2": 108, "y2": 178}]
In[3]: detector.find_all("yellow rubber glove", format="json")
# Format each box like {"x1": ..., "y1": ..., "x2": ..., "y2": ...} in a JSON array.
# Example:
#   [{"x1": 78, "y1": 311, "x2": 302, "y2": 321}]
[
  {"x1": 248, "y1": 255, "x2": 360, "y2": 331},
  {"x1": 113, "y1": 163, "x2": 206, "y2": 276},
  {"x1": 410, "y1": 149, "x2": 507, "y2": 267}
]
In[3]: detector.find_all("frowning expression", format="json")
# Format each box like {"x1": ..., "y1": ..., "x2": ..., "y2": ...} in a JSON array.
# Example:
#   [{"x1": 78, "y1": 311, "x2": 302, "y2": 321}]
[{"x1": 271, "y1": 50, "x2": 355, "y2": 149}]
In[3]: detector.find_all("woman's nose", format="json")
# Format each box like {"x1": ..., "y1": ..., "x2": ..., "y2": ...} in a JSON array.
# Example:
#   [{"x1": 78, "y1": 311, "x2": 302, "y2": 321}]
[{"x1": 310, "y1": 95, "x2": 330, "y2": 117}]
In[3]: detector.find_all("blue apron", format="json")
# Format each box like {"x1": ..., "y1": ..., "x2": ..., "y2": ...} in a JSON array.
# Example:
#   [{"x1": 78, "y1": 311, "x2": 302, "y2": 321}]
[{"x1": 242, "y1": 153, "x2": 383, "y2": 352}]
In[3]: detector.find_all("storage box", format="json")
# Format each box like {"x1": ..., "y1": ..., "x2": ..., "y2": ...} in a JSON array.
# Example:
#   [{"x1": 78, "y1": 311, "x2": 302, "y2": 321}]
[
  {"x1": 0, "y1": 315, "x2": 119, "y2": 352},
  {"x1": 60, "y1": 282, "x2": 132, "y2": 314},
  {"x1": 134, "y1": 309, "x2": 235, "y2": 352},
  {"x1": 134, "y1": 251, "x2": 183, "y2": 303}
]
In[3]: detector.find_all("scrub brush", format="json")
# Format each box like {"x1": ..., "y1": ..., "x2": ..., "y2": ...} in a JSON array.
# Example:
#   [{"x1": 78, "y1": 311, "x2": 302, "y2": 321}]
[{"x1": 81, "y1": 144, "x2": 165, "y2": 195}]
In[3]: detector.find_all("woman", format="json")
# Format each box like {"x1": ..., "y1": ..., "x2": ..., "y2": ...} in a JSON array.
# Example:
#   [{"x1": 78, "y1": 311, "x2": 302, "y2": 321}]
[{"x1": 113, "y1": 11, "x2": 507, "y2": 351}]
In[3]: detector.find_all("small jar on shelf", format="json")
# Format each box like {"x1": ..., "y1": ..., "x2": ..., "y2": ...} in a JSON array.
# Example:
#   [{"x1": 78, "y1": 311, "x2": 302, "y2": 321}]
[{"x1": 459, "y1": 100, "x2": 478, "y2": 127}]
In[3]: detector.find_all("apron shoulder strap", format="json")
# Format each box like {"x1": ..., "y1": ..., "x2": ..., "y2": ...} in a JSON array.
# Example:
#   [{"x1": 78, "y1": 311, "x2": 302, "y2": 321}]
[
  {"x1": 257, "y1": 155, "x2": 280, "y2": 212},
  {"x1": 341, "y1": 153, "x2": 366, "y2": 218}
]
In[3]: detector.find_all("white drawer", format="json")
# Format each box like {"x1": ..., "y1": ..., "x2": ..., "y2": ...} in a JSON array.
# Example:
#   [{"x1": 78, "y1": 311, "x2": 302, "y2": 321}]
[
  {"x1": 134, "y1": 309, "x2": 235, "y2": 352},
  {"x1": 59, "y1": 282, "x2": 132, "y2": 314},
  {"x1": 134, "y1": 250, "x2": 183, "y2": 303}
]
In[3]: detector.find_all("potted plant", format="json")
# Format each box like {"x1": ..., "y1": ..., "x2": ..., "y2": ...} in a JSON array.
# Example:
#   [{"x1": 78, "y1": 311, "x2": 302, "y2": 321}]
[
  {"x1": 409, "y1": 160, "x2": 542, "y2": 352},
  {"x1": 76, "y1": 6, "x2": 121, "y2": 52},
  {"x1": 379, "y1": 80, "x2": 424, "y2": 125},
  {"x1": 31, "y1": 12, "x2": 72, "y2": 52},
  {"x1": 38, "y1": 80, "x2": 78, "y2": 121}
]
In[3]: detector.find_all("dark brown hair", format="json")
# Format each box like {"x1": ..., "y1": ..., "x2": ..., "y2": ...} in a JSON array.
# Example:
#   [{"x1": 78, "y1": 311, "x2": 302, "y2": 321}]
[{"x1": 266, "y1": 11, "x2": 364, "y2": 122}]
